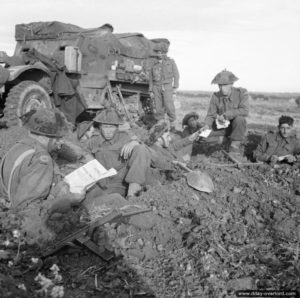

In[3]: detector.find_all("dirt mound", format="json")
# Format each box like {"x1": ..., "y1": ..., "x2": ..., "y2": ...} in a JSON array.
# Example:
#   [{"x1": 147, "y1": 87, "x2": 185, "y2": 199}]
[{"x1": 0, "y1": 126, "x2": 299, "y2": 297}]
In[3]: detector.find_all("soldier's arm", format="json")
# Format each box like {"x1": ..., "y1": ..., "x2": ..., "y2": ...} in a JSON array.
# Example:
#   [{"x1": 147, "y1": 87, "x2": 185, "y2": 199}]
[
  {"x1": 204, "y1": 95, "x2": 218, "y2": 128},
  {"x1": 172, "y1": 60, "x2": 179, "y2": 89},
  {"x1": 171, "y1": 136, "x2": 193, "y2": 152},
  {"x1": 197, "y1": 121, "x2": 205, "y2": 129},
  {"x1": 225, "y1": 88, "x2": 249, "y2": 120},
  {"x1": 180, "y1": 127, "x2": 190, "y2": 138},
  {"x1": 253, "y1": 133, "x2": 270, "y2": 162}
]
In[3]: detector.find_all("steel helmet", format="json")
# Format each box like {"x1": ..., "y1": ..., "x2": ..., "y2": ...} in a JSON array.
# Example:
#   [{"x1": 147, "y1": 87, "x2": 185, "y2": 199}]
[
  {"x1": 22, "y1": 108, "x2": 65, "y2": 137},
  {"x1": 93, "y1": 108, "x2": 124, "y2": 125},
  {"x1": 182, "y1": 112, "x2": 199, "y2": 127},
  {"x1": 211, "y1": 69, "x2": 238, "y2": 85}
]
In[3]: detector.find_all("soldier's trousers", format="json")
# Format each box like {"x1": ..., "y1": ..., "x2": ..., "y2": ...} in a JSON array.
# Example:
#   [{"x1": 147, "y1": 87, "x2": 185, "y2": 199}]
[
  {"x1": 153, "y1": 84, "x2": 176, "y2": 122},
  {"x1": 207, "y1": 116, "x2": 247, "y2": 141},
  {"x1": 86, "y1": 145, "x2": 152, "y2": 198}
]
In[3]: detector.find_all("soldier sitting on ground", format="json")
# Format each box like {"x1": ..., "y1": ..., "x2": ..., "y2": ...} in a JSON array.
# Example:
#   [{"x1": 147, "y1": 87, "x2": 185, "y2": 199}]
[
  {"x1": 253, "y1": 115, "x2": 300, "y2": 164},
  {"x1": 146, "y1": 120, "x2": 201, "y2": 164},
  {"x1": 85, "y1": 108, "x2": 153, "y2": 199},
  {"x1": 181, "y1": 112, "x2": 204, "y2": 138},
  {"x1": 0, "y1": 108, "x2": 85, "y2": 244},
  {"x1": 200, "y1": 69, "x2": 249, "y2": 161}
]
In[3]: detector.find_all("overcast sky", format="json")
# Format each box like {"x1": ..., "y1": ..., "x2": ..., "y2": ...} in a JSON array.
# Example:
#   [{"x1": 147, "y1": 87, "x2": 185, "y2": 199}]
[{"x1": 1, "y1": 0, "x2": 299, "y2": 92}]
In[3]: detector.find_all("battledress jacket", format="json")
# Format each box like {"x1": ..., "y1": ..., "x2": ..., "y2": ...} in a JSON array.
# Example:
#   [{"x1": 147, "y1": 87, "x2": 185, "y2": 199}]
[
  {"x1": 0, "y1": 137, "x2": 54, "y2": 208},
  {"x1": 205, "y1": 87, "x2": 249, "y2": 128},
  {"x1": 253, "y1": 131, "x2": 300, "y2": 162},
  {"x1": 148, "y1": 57, "x2": 179, "y2": 91},
  {"x1": 87, "y1": 130, "x2": 153, "y2": 189},
  {"x1": 87, "y1": 131, "x2": 132, "y2": 171}
]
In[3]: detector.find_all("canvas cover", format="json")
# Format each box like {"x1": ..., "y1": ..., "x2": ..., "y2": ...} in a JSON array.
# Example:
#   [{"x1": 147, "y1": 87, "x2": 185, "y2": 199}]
[{"x1": 15, "y1": 21, "x2": 156, "y2": 59}]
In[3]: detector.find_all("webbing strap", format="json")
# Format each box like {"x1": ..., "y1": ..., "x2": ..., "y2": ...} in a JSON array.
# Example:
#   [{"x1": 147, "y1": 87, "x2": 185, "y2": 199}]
[{"x1": 0, "y1": 148, "x2": 35, "y2": 205}]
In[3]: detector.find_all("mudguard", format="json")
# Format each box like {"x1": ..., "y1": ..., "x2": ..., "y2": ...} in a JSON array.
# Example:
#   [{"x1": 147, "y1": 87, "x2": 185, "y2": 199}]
[{"x1": 6, "y1": 62, "x2": 50, "y2": 82}]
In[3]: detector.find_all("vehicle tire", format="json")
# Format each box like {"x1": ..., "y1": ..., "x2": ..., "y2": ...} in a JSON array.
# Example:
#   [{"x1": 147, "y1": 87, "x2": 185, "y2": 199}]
[{"x1": 3, "y1": 80, "x2": 53, "y2": 127}]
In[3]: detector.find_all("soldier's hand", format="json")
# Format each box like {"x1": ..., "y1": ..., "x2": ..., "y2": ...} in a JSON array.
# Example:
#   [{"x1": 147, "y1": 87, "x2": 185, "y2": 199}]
[
  {"x1": 149, "y1": 91, "x2": 154, "y2": 99},
  {"x1": 270, "y1": 155, "x2": 279, "y2": 165},
  {"x1": 83, "y1": 153, "x2": 94, "y2": 162},
  {"x1": 217, "y1": 114, "x2": 226, "y2": 123},
  {"x1": 200, "y1": 124, "x2": 210, "y2": 132},
  {"x1": 120, "y1": 140, "x2": 139, "y2": 159},
  {"x1": 173, "y1": 88, "x2": 178, "y2": 95},
  {"x1": 188, "y1": 131, "x2": 201, "y2": 142},
  {"x1": 285, "y1": 154, "x2": 296, "y2": 163},
  {"x1": 72, "y1": 188, "x2": 87, "y2": 203}
]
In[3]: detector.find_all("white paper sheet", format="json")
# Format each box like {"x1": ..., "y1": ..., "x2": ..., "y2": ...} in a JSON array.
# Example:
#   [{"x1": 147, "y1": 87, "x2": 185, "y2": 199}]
[
  {"x1": 64, "y1": 159, "x2": 117, "y2": 194},
  {"x1": 216, "y1": 119, "x2": 230, "y2": 129},
  {"x1": 199, "y1": 129, "x2": 212, "y2": 138},
  {"x1": 278, "y1": 155, "x2": 289, "y2": 161}
]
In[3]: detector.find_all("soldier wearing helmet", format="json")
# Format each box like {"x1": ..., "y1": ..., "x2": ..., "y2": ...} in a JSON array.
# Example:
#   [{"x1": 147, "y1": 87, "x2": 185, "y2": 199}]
[
  {"x1": 146, "y1": 120, "x2": 201, "y2": 164},
  {"x1": 0, "y1": 108, "x2": 85, "y2": 244},
  {"x1": 86, "y1": 108, "x2": 152, "y2": 198},
  {"x1": 181, "y1": 112, "x2": 205, "y2": 138},
  {"x1": 201, "y1": 69, "x2": 249, "y2": 160},
  {"x1": 149, "y1": 40, "x2": 180, "y2": 130}
]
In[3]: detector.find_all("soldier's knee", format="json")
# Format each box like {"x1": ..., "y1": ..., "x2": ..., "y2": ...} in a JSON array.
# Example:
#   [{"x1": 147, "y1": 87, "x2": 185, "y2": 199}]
[
  {"x1": 132, "y1": 144, "x2": 148, "y2": 157},
  {"x1": 232, "y1": 116, "x2": 246, "y2": 125}
]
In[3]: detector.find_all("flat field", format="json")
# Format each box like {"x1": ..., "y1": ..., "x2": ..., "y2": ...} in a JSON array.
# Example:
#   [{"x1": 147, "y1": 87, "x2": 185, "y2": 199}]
[{"x1": 175, "y1": 91, "x2": 300, "y2": 132}]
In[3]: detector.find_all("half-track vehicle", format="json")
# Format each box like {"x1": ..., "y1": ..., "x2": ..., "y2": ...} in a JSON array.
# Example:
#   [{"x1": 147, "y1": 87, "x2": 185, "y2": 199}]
[{"x1": 0, "y1": 21, "x2": 169, "y2": 126}]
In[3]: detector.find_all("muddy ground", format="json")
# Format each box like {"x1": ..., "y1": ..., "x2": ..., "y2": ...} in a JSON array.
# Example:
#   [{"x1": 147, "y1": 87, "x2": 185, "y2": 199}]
[{"x1": 0, "y1": 126, "x2": 299, "y2": 298}]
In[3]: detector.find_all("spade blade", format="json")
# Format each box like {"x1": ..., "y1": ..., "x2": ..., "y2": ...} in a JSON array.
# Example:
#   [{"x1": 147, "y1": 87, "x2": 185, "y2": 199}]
[{"x1": 186, "y1": 170, "x2": 214, "y2": 193}]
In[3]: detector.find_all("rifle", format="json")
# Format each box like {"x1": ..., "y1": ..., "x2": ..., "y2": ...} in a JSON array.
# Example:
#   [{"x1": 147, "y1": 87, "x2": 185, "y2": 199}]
[
  {"x1": 43, "y1": 207, "x2": 152, "y2": 261},
  {"x1": 116, "y1": 84, "x2": 133, "y2": 123}
]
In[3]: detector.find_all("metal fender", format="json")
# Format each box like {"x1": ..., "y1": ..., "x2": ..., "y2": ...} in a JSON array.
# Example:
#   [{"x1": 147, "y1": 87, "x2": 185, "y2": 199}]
[{"x1": 7, "y1": 62, "x2": 50, "y2": 81}]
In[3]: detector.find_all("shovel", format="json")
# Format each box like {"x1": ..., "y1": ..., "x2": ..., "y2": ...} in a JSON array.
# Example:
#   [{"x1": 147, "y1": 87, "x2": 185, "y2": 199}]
[
  {"x1": 173, "y1": 161, "x2": 214, "y2": 193},
  {"x1": 221, "y1": 150, "x2": 263, "y2": 168}
]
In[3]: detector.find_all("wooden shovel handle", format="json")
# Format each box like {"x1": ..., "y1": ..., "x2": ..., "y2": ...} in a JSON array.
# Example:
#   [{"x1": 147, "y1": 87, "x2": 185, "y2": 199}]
[
  {"x1": 221, "y1": 150, "x2": 240, "y2": 164},
  {"x1": 172, "y1": 160, "x2": 192, "y2": 172}
]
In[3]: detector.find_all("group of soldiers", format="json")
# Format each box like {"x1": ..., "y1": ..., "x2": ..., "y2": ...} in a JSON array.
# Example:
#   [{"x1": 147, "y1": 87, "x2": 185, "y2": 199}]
[{"x1": 0, "y1": 42, "x2": 299, "y2": 244}]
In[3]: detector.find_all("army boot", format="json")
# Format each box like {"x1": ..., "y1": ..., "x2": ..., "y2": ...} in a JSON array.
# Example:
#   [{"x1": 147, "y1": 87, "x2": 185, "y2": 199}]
[
  {"x1": 127, "y1": 182, "x2": 142, "y2": 198},
  {"x1": 221, "y1": 136, "x2": 231, "y2": 151},
  {"x1": 228, "y1": 140, "x2": 247, "y2": 163}
]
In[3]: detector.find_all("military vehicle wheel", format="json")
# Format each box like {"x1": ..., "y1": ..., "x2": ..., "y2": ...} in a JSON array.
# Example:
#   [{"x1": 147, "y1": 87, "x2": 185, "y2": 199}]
[{"x1": 3, "y1": 80, "x2": 53, "y2": 127}]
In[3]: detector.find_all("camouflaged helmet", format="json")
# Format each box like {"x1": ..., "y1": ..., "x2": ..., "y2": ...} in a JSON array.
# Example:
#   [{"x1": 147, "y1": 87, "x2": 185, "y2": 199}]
[
  {"x1": 22, "y1": 108, "x2": 65, "y2": 137},
  {"x1": 211, "y1": 69, "x2": 238, "y2": 85},
  {"x1": 93, "y1": 108, "x2": 124, "y2": 125},
  {"x1": 145, "y1": 120, "x2": 169, "y2": 146},
  {"x1": 182, "y1": 112, "x2": 199, "y2": 127}
]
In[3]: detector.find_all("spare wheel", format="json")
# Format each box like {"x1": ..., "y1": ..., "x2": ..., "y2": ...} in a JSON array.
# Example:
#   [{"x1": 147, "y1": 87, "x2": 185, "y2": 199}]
[{"x1": 3, "y1": 80, "x2": 53, "y2": 127}]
